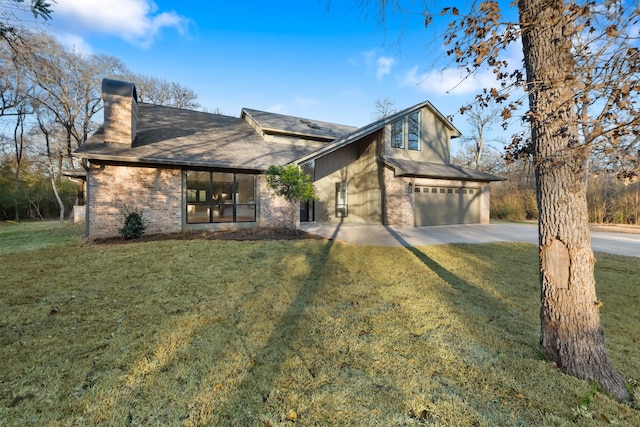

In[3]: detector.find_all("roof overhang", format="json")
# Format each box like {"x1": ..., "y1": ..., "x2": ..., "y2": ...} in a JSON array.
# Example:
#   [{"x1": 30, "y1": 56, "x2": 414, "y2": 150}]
[
  {"x1": 62, "y1": 168, "x2": 87, "y2": 178},
  {"x1": 382, "y1": 156, "x2": 506, "y2": 182},
  {"x1": 77, "y1": 153, "x2": 266, "y2": 174}
]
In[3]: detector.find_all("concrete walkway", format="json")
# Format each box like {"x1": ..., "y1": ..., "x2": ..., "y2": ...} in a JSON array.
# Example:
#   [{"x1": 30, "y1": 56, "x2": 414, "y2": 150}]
[{"x1": 299, "y1": 222, "x2": 640, "y2": 258}]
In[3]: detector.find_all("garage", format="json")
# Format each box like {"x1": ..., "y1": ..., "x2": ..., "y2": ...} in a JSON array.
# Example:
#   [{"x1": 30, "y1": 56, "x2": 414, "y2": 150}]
[{"x1": 414, "y1": 186, "x2": 481, "y2": 226}]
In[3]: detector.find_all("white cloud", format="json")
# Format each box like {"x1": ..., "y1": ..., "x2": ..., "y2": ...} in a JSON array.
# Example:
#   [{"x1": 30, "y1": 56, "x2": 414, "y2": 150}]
[
  {"x1": 401, "y1": 39, "x2": 524, "y2": 96},
  {"x1": 56, "y1": 33, "x2": 94, "y2": 56},
  {"x1": 376, "y1": 56, "x2": 396, "y2": 80},
  {"x1": 54, "y1": 0, "x2": 190, "y2": 48},
  {"x1": 357, "y1": 49, "x2": 396, "y2": 80},
  {"x1": 401, "y1": 66, "x2": 498, "y2": 96}
]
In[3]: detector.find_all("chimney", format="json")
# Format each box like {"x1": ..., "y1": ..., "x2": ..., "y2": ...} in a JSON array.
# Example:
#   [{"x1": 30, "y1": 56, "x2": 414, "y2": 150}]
[{"x1": 101, "y1": 78, "x2": 138, "y2": 145}]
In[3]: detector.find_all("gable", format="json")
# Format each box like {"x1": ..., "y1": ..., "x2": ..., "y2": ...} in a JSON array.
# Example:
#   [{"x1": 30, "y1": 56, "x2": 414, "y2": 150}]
[
  {"x1": 383, "y1": 105, "x2": 457, "y2": 164},
  {"x1": 241, "y1": 108, "x2": 357, "y2": 147},
  {"x1": 293, "y1": 100, "x2": 461, "y2": 167}
]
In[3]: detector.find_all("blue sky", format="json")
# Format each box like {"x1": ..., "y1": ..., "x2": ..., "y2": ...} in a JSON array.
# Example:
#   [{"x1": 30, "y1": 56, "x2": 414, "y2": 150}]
[{"x1": 38, "y1": 0, "x2": 523, "y2": 140}]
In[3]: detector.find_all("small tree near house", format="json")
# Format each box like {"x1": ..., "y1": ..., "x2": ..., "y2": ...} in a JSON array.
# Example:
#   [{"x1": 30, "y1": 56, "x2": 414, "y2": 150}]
[
  {"x1": 265, "y1": 164, "x2": 316, "y2": 230},
  {"x1": 118, "y1": 207, "x2": 146, "y2": 240}
]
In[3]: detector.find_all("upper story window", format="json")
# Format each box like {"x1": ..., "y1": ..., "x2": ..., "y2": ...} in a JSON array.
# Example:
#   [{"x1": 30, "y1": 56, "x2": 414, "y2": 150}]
[
  {"x1": 408, "y1": 111, "x2": 420, "y2": 150},
  {"x1": 391, "y1": 120, "x2": 404, "y2": 148},
  {"x1": 390, "y1": 111, "x2": 421, "y2": 151}
]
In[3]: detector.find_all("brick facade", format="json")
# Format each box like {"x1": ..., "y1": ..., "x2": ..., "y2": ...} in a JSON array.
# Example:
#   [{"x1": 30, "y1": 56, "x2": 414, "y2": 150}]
[
  {"x1": 383, "y1": 166, "x2": 415, "y2": 227},
  {"x1": 88, "y1": 164, "x2": 182, "y2": 237}
]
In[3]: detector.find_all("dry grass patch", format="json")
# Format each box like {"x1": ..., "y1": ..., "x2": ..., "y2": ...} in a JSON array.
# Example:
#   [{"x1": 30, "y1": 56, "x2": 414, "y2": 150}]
[{"x1": 0, "y1": 225, "x2": 639, "y2": 425}]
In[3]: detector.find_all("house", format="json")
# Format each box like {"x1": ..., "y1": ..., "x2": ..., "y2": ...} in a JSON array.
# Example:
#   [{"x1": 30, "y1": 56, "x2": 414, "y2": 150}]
[{"x1": 74, "y1": 78, "x2": 502, "y2": 237}]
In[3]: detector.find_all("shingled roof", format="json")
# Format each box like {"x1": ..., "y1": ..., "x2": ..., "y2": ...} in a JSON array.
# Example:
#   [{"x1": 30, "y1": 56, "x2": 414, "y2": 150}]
[
  {"x1": 77, "y1": 100, "x2": 503, "y2": 183},
  {"x1": 382, "y1": 157, "x2": 505, "y2": 182},
  {"x1": 242, "y1": 108, "x2": 357, "y2": 141},
  {"x1": 76, "y1": 103, "x2": 322, "y2": 171}
]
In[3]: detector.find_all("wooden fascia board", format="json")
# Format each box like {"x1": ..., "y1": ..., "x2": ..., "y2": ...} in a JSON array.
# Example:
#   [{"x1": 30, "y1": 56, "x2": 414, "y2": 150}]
[{"x1": 82, "y1": 153, "x2": 265, "y2": 173}]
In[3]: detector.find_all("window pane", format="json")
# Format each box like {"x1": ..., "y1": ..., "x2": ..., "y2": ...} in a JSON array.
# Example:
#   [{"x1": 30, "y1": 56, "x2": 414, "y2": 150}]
[
  {"x1": 212, "y1": 172, "x2": 234, "y2": 203},
  {"x1": 186, "y1": 171, "x2": 209, "y2": 202},
  {"x1": 235, "y1": 174, "x2": 256, "y2": 222},
  {"x1": 186, "y1": 204, "x2": 210, "y2": 223},
  {"x1": 408, "y1": 112, "x2": 420, "y2": 150},
  {"x1": 213, "y1": 172, "x2": 234, "y2": 222},
  {"x1": 236, "y1": 174, "x2": 256, "y2": 204},
  {"x1": 391, "y1": 120, "x2": 404, "y2": 148},
  {"x1": 186, "y1": 171, "x2": 210, "y2": 223}
]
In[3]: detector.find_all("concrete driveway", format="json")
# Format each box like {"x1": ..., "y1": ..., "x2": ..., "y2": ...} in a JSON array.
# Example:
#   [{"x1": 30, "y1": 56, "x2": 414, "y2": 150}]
[{"x1": 299, "y1": 222, "x2": 640, "y2": 258}]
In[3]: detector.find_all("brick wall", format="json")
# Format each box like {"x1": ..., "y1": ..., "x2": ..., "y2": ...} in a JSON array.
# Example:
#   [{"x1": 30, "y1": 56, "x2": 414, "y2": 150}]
[
  {"x1": 383, "y1": 166, "x2": 414, "y2": 227},
  {"x1": 88, "y1": 164, "x2": 182, "y2": 237}
]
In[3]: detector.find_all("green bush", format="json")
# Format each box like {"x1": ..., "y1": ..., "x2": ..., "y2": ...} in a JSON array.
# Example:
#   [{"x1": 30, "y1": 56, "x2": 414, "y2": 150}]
[{"x1": 118, "y1": 208, "x2": 146, "y2": 240}]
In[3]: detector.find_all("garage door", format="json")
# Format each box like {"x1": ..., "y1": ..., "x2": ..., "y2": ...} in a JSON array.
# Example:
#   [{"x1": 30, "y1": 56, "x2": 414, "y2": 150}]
[{"x1": 414, "y1": 186, "x2": 481, "y2": 226}]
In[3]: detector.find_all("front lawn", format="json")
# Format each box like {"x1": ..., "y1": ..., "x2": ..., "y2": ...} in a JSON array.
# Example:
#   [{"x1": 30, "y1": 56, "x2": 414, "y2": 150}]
[{"x1": 1, "y1": 222, "x2": 638, "y2": 425}]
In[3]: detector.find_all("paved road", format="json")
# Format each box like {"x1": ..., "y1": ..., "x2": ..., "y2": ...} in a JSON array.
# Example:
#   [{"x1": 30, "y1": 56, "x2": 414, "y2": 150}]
[{"x1": 299, "y1": 222, "x2": 640, "y2": 258}]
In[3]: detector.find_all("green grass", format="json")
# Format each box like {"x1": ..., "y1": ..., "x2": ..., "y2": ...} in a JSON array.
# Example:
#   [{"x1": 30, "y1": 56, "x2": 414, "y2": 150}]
[
  {"x1": 1, "y1": 222, "x2": 638, "y2": 426},
  {"x1": 0, "y1": 221, "x2": 85, "y2": 255}
]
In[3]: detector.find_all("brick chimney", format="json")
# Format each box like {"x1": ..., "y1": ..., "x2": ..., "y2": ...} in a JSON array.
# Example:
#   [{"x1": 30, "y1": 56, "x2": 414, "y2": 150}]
[{"x1": 101, "y1": 78, "x2": 138, "y2": 145}]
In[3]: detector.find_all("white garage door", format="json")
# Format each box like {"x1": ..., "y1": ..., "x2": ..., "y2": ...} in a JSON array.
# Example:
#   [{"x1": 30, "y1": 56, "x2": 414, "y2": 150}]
[{"x1": 414, "y1": 186, "x2": 481, "y2": 226}]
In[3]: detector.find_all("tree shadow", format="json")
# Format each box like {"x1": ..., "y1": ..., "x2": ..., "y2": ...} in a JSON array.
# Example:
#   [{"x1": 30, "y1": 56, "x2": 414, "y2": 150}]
[
  {"x1": 383, "y1": 226, "x2": 537, "y2": 347},
  {"x1": 215, "y1": 220, "x2": 344, "y2": 421}
]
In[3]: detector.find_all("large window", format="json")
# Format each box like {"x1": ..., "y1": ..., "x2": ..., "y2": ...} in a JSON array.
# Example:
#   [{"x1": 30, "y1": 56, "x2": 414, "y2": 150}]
[
  {"x1": 186, "y1": 171, "x2": 256, "y2": 224},
  {"x1": 390, "y1": 111, "x2": 421, "y2": 151}
]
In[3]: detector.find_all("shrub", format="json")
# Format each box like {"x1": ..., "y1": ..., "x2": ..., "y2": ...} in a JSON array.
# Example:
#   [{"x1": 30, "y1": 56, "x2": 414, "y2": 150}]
[{"x1": 118, "y1": 208, "x2": 146, "y2": 240}]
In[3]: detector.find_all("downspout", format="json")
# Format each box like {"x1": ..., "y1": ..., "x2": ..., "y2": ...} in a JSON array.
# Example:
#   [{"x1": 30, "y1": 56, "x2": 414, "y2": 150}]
[{"x1": 84, "y1": 163, "x2": 90, "y2": 238}]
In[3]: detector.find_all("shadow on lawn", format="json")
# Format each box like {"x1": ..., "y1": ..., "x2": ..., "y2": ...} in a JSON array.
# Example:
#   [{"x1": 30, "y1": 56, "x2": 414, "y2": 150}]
[
  {"x1": 383, "y1": 226, "x2": 536, "y2": 352},
  {"x1": 215, "y1": 221, "x2": 343, "y2": 422}
]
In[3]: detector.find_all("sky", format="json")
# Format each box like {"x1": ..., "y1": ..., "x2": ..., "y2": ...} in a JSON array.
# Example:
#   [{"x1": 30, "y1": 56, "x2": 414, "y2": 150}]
[{"x1": 28, "y1": 0, "x2": 524, "y2": 142}]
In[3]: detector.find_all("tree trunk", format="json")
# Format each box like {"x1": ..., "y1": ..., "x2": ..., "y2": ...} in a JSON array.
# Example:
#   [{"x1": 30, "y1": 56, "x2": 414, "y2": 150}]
[
  {"x1": 518, "y1": 0, "x2": 631, "y2": 401},
  {"x1": 50, "y1": 173, "x2": 65, "y2": 223},
  {"x1": 290, "y1": 200, "x2": 298, "y2": 232},
  {"x1": 13, "y1": 168, "x2": 20, "y2": 221}
]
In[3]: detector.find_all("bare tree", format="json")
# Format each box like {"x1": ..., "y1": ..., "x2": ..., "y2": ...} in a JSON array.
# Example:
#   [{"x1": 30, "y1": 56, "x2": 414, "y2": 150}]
[
  {"x1": 371, "y1": 98, "x2": 396, "y2": 120},
  {"x1": 36, "y1": 111, "x2": 65, "y2": 222},
  {"x1": 0, "y1": 39, "x2": 33, "y2": 219},
  {"x1": 0, "y1": 0, "x2": 52, "y2": 41},
  {"x1": 10, "y1": 31, "x2": 126, "y2": 167},
  {"x1": 458, "y1": 104, "x2": 504, "y2": 170},
  {"x1": 118, "y1": 71, "x2": 201, "y2": 110}
]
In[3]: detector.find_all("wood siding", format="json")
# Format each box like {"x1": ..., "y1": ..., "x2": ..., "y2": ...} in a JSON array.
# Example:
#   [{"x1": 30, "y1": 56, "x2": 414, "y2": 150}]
[{"x1": 313, "y1": 132, "x2": 382, "y2": 223}]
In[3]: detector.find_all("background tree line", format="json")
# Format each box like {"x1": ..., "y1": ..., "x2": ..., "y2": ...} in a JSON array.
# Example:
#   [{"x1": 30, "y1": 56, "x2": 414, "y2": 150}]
[
  {"x1": 452, "y1": 106, "x2": 639, "y2": 225},
  {"x1": 0, "y1": 28, "x2": 200, "y2": 221}
]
